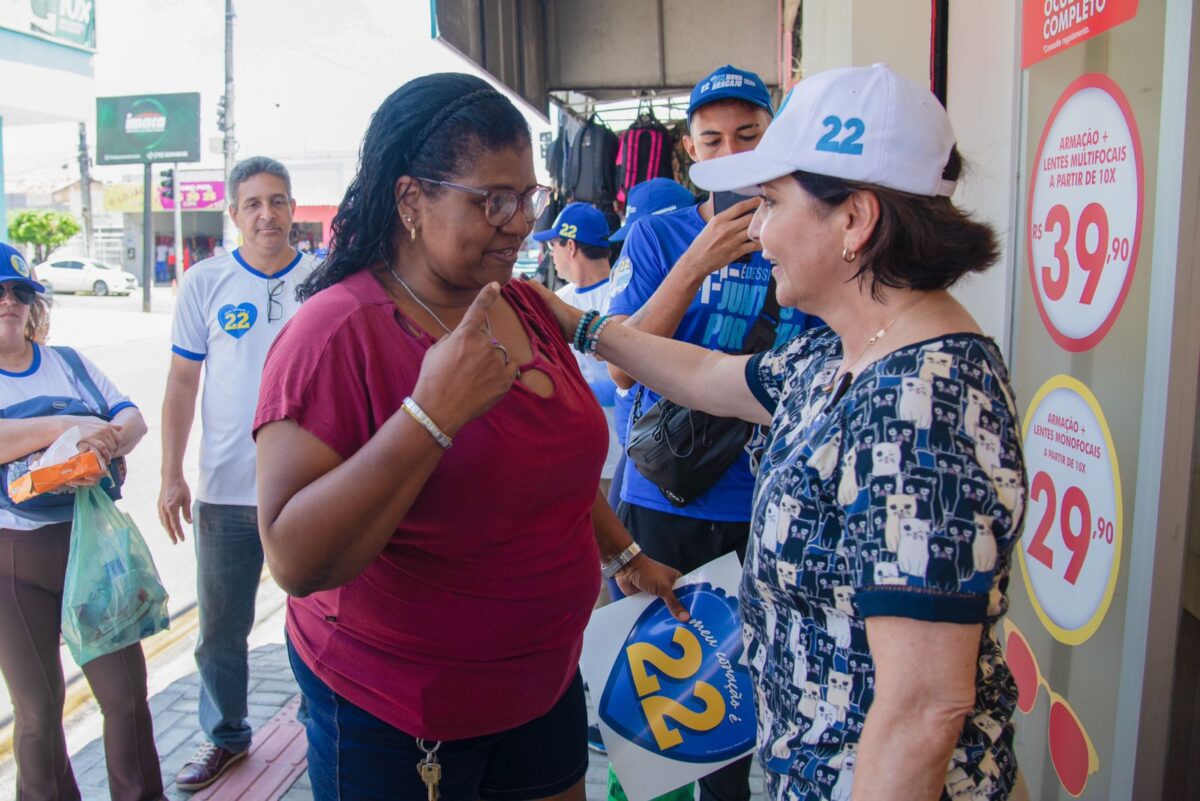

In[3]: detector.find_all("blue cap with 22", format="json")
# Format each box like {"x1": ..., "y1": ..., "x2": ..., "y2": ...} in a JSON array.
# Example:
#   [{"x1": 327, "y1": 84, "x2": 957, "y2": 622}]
[
  {"x1": 532, "y1": 202, "x2": 612, "y2": 248},
  {"x1": 688, "y1": 65, "x2": 774, "y2": 119}
]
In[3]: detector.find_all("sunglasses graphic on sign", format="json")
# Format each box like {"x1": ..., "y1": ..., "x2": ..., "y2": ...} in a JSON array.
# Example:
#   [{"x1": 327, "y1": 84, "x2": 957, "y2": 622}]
[
  {"x1": 599, "y1": 584, "x2": 755, "y2": 763},
  {"x1": 1003, "y1": 618, "x2": 1099, "y2": 796}
]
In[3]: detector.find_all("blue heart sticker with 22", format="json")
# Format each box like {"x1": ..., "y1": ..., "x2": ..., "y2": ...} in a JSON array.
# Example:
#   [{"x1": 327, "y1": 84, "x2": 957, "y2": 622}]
[
  {"x1": 599, "y1": 583, "x2": 756, "y2": 762},
  {"x1": 217, "y1": 303, "x2": 257, "y2": 338}
]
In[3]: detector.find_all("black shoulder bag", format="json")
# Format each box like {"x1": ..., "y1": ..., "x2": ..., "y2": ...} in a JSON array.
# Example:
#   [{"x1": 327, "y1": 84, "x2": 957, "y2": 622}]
[{"x1": 625, "y1": 277, "x2": 781, "y2": 507}]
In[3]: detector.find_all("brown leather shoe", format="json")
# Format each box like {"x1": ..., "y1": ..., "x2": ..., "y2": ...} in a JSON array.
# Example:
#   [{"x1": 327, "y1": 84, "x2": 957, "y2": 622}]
[{"x1": 174, "y1": 743, "x2": 248, "y2": 791}]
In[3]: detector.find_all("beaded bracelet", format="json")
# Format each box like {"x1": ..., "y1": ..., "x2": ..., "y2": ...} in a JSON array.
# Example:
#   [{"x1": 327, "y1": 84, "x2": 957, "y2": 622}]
[
  {"x1": 401, "y1": 397, "x2": 452, "y2": 449},
  {"x1": 573, "y1": 309, "x2": 600, "y2": 351},
  {"x1": 585, "y1": 315, "x2": 613, "y2": 355}
]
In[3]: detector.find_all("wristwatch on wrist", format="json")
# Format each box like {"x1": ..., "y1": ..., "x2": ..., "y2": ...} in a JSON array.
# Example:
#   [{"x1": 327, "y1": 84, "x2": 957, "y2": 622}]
[{"x1": 601, "y1": 542, "x2": 642, "y2": 579}]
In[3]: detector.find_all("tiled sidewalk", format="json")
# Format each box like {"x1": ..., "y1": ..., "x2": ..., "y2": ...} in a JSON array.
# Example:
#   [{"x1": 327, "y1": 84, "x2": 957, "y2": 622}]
[
  {"x1": 68, "y1": 637, "x2": 764, "y2": 800},
  {"x1": 70, "y1": 643, "x2": 721, "y2": 801}
]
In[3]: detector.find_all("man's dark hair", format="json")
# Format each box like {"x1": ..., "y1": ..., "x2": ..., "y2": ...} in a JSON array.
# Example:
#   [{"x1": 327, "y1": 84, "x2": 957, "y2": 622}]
[
  {"x1": 229, "y1": 156, "x2": 292, "y2": 209},
  {"x1": 793, "y1": 148, "x2": 999, "y2": 299},
  {"x1": 556, "y1": 237, "x2": 610, "y2": 262},
  {"x1": 298, "y1": 74, "x2": 530, "y2": 300}
]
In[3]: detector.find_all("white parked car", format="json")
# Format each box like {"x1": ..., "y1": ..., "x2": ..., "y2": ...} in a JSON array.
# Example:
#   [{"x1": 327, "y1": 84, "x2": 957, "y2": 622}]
[{"x1": 34, "y1": 257, "x2": 139, "y2": 296}]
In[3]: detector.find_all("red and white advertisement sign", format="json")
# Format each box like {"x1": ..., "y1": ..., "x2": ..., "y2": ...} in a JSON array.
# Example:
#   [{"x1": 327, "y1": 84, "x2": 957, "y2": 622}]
[
  {"x1": 1022, "y1": 0, "x2": 1140, "y2": 68},
  {"x1": 1026, "y1": 74, "x2": 1143, "y2": 352},
  {"x1": 1018, "y1": 376, "x2": 1122, "y2": 646}
]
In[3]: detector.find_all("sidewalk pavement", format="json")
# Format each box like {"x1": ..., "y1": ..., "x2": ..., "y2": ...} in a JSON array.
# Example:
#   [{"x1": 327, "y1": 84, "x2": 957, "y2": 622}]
[{"x1": 57, "y1": 581, "x2": 766, "y2": 801}]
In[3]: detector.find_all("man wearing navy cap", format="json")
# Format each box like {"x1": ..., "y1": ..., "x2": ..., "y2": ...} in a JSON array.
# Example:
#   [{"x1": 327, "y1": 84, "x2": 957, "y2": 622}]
[
  {"x1": 534, "y1": 203, "x2": 623, "y2": 489},
  {"x1": 610, "y1": 178, "x2": 697, "y2": 243},
  {"x1": 603, "y1": 66, "x2": 823, "y2": 801}
]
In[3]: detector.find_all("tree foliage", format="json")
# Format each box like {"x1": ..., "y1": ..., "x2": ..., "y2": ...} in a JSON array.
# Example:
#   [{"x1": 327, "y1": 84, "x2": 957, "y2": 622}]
[{"x1": 7, "y1": 210, "x2": 81, "y2": 264}]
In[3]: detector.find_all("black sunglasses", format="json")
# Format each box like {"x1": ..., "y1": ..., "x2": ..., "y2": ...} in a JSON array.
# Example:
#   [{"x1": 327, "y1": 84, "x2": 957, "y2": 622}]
[
  {"x1": 268, "y1": 278, "x2": 285, "y2": 323},
  {"x1": 0, "y1": 283, "x2": 35, "y2": 305}
]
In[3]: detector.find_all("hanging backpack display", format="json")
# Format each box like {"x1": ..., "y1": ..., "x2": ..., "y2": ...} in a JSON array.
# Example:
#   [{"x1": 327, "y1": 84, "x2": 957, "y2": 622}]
[
  {"x1": 565, "y1": 114, "x2": 620, "y2": 206},
  {"x1": 615, "y1": 107, "x2": 674, "y2": 204},
  {"x1": 546, "y1": 129, "x2": 570, "y2": 191}
]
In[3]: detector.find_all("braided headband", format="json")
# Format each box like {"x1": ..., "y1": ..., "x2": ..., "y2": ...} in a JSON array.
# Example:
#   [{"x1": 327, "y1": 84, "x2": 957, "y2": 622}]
[{"x1": 404, "y1": 88, "x2": 504, "y2": 167}]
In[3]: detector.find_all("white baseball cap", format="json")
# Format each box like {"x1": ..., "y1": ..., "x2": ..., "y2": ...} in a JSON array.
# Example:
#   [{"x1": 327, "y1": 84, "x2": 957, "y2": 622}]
[{"x1": 690, "y1": 63, "x2": 958, "y2": 198}]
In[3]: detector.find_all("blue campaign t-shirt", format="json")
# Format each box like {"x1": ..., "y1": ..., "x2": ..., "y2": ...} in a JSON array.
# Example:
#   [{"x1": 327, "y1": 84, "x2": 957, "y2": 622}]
[{"x1": 608, "y1": 205, "x2": 821, "y2": 521}]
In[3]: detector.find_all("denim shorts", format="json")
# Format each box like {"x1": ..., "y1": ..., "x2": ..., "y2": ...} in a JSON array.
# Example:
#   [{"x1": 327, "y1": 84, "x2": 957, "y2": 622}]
[{"x1": 288, "y1": 639, "x2": 588, "y2": 801}]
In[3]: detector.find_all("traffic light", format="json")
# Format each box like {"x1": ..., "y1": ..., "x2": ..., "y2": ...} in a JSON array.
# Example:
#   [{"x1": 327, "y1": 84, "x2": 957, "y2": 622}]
[
  {"x1": 216, "y1": 95, "x2": 227, "y2": 131},
  {"x1": 160, "y1": 168, "x2": 175, "y2": 201}
]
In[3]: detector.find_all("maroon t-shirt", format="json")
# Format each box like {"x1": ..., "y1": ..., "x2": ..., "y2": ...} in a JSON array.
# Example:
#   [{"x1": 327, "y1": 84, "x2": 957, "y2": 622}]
[{"x1": 254, "y1": 270, "x2": 606, "y2": 740}]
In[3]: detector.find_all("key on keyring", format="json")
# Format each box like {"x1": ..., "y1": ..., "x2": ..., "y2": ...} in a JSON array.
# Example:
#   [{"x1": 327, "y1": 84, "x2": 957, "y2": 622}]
[{"x1": 418, "y1": 754, "x2": 441, "y2": 801}]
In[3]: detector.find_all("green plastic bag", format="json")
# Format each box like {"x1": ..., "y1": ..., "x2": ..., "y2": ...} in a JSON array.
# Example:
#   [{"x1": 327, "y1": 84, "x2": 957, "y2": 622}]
[{"x1": 61, "y1": 486, "x2": 169, "y2": 665}]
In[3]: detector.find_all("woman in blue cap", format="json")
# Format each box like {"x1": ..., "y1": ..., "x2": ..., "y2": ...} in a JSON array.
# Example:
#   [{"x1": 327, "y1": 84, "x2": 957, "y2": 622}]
[
  {"x1": 0, "y1": 242, "x2": 161, "y2": 800},
  {"x1": 534, "y1": 64, "x2": 1025, "y2": 801}
]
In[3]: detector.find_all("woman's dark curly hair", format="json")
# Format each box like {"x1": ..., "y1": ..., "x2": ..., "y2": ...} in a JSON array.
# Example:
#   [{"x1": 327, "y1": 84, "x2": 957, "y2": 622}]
[
  {"x1": 793, "y1": 147, "x2": 1000, "y2": 300},
  {"x1": 297, "y1": 73, "x2": 530, "y2": 300}
]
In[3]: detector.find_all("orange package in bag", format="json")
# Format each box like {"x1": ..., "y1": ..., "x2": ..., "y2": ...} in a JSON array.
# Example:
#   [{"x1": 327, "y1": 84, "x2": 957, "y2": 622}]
[{"x1": 8, "y1": 451, "x2": 105, "y2": 504}]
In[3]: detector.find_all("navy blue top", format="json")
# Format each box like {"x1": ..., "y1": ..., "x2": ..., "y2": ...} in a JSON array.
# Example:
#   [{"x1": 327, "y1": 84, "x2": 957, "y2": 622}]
[{"x1": 740, "y1": 328, "x2": 1024, "y2": 800}]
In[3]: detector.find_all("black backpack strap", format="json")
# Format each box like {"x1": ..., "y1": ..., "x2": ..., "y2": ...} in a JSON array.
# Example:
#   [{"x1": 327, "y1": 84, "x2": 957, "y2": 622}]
[
  {"x1": 740, "y1": 275, "x2": 781, "y2": 355},
  {"x1": 51, "y1": 346, "x2": 110, "y2": 416}
]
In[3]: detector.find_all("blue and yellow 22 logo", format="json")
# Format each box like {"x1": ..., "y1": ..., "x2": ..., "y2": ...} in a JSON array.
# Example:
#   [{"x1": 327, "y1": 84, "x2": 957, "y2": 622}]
[
  {"x1": 600, "y1": 584, "x2": 756, "y2": 762},
  {"x1": 218, "y1": 303, "x2": 257, "y2": 338}
]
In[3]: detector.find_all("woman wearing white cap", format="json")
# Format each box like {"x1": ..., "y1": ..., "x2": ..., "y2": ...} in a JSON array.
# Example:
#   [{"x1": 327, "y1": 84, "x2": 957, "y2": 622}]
[{"x1": 534, "y1": 64, "x2": 1025, "y2": 800}]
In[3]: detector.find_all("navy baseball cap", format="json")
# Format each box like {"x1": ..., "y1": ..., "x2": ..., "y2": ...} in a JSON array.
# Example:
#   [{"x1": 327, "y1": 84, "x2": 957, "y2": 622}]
[
  {"x1": 611, "y1": 179, "x2": 697, "y2": 242},
  {"x1": 687, "y1": 65, "x2": 774, "y2": 119},
  {"x1": 0, "y1": 242, "x2": 45, "y2": 293},
  {"x1": 532, "y1": 202, "x2": 611, "y2": 248}
]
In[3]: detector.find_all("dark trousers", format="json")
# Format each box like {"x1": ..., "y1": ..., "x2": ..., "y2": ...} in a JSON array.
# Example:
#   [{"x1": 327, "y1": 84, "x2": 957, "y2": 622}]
[
  {"x1": 0, "y1": 524, "x2": 163, "y2": 801},
  {"x1": 616, "y1": 502, "x2": 753, "y2": 801}
]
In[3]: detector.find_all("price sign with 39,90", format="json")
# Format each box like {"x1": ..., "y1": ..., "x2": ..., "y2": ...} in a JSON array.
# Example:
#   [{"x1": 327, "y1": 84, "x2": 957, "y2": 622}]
[
  {"x1": 1027, "y1": 73, "x2": 1144, "y2": 353},
  {"x1": 1019, "y1": 375, "x2": 1123, "y2": 645}
]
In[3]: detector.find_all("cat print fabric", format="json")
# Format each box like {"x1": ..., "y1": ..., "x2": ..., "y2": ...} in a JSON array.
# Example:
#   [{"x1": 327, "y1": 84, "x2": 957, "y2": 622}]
[{"x1": 741, "y1": 328, "x2": 1025, "y2": 801}]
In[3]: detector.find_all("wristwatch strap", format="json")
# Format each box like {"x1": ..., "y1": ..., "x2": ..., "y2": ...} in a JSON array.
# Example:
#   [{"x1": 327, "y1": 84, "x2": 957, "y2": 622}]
[{"x1": 602, "y1": 541, "x2": 642, "y2": 579}]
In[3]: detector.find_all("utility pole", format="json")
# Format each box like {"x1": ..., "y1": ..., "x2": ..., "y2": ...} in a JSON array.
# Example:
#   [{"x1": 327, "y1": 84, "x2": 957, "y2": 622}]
[
  {"x1": 172, "y1": 163, "x2": 183, "y2": 288},
  {"x1": 142, "y1": 163, "x2": 152, "y2": 312},
  {"x1": 77, "y1": 122, "x2": 93, "y2": 258},
  {"x1": 221, "y1": 0, "x2": 237, "y2": 253}
]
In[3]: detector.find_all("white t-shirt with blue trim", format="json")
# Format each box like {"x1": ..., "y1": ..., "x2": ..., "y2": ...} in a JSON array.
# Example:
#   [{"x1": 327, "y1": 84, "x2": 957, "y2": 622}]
[
  {"x1": 556, "y1": 277, "x2": 620, "y2": 480},
  {"x1": 170, "y1": 249, "x2": 318, "y2": 505},
  {"x1": 0, "y1": 344, "x2": 135, "y2": 531}
]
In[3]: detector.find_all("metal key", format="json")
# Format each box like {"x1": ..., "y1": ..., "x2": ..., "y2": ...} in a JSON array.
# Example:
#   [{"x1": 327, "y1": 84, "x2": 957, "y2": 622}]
[{"x1": 416, "y1": 739, "x2": 441, "y2": 801}]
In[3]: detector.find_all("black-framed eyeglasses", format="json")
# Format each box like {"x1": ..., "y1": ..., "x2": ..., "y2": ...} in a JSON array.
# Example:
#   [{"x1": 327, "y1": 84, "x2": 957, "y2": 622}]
[
  {"x1": 414, "y1": 178, "x2": 551, "y2": 228},
  {"x1": 0, "y1": 283, "x2": 35, "y2": 305},
  {"x1": 267, "y1": 278, "x2": 285, "y2": 323}
]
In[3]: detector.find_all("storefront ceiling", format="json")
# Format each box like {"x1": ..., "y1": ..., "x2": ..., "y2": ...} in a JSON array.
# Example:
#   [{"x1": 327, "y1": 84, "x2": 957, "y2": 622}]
[{"x1": 431, "y1": 0, "x2": 780, "y2": 118}]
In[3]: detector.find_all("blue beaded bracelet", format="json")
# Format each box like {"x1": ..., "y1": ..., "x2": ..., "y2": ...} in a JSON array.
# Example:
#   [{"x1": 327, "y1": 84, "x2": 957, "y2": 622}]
[
  {"x1": 585, "y1": 315, "x2": 613, "y2": 355},
  {"x1": 573, "y1": 310, "x2": 600, "y2": 351}
]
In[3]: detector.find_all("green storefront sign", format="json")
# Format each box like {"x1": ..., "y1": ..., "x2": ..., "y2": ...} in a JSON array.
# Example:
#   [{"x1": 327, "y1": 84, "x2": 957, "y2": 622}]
[
  {"x1": 96, "y1": 93, "x2": 202, "y2": 165},
  {"x1": 0, "y1": 0, "x2": 95, "y2": 50}
]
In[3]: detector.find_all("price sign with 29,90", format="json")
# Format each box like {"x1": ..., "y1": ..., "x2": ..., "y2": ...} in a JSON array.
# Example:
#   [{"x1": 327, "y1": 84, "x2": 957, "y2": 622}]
[
  {"x1": 1019, "y1": 375, "x2": 1123, "y2": 645},
  {"x1": 1027, "y1": 73, "x2": 1144, "y2": 352}
]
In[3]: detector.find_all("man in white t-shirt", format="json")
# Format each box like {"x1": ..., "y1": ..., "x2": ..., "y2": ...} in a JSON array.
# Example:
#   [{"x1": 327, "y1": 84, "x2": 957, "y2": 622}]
[
  {"x1": 533, "y1": 202, "x2": 620, "y2": 483},
  {"x1": 158, "y1": 156, "x2": 319, "y2": 790}
]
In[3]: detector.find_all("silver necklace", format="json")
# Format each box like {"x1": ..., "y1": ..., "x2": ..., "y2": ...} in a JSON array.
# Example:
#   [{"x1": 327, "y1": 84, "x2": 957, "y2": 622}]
[{"x1": 388, "y1": 266, "x2": 492, "y2": 337}]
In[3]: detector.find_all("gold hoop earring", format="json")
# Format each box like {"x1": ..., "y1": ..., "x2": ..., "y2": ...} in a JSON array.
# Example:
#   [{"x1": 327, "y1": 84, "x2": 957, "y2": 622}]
[{"x1": 842, "y1": 247, "x2": 857, "y2": 263}]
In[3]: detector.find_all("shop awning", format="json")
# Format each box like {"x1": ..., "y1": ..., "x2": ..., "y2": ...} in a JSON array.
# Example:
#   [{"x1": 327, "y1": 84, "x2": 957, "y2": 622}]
[{"x1": 430, "y1": 0, "x2": 782, "y2": 119}]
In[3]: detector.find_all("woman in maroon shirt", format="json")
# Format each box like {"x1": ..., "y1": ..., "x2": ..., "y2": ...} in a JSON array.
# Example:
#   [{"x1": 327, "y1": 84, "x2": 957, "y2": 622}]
[{"x1": 253, "y1": 74, "x2": 685, "y2": 801}]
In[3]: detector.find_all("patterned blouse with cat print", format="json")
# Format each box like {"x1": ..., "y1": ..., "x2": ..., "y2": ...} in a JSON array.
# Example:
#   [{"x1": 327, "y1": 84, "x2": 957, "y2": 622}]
[{"x1": 741, "y1": 327, "x2": 1025, "y2": 801}]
